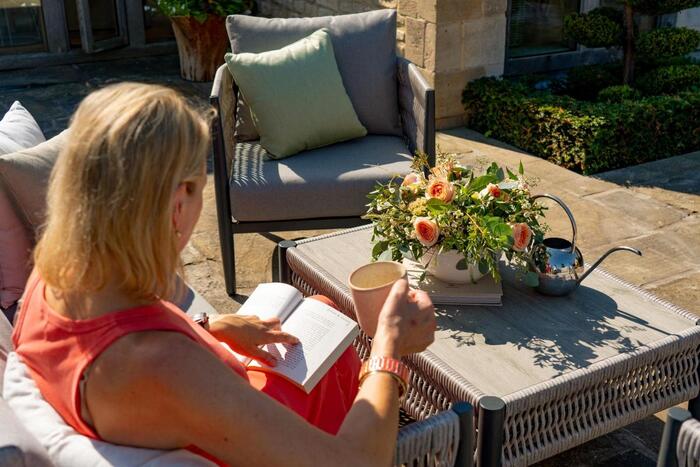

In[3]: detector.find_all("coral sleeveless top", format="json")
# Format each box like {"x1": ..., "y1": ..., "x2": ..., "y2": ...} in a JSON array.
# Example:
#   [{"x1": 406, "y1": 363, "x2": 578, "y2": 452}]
[{"x1": 12, "y1": 272, "x2": 249, "y2": 439}]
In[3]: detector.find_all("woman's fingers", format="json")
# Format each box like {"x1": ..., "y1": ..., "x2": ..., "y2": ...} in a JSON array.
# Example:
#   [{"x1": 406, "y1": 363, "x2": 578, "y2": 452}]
[
  {"x1": 266, "y1": 330, "x2": 300, "y2": 345},
  {"x1": 247, "y1": 346, "x2": 279, "y2": 367}
]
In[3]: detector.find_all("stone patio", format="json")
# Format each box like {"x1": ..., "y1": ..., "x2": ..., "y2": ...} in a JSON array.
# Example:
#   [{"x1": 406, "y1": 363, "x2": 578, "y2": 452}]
[{"x1": 4, "y1": 54, "x2": 699, "y2": 466}]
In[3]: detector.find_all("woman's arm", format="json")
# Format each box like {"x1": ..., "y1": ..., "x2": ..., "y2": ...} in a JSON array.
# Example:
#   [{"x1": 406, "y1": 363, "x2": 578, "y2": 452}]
[{"x1": 85, "y1": 280, "x2": 434, "y2": 467}]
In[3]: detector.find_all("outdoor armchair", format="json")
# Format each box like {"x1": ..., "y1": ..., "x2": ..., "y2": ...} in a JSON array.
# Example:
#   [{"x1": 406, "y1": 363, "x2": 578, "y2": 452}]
[
  {"x1": 210, "y1": 10, "x2": 435, "y2": 296},
  {"x1": 658, "y1": 407, "x2": 700, "y2": 467}
]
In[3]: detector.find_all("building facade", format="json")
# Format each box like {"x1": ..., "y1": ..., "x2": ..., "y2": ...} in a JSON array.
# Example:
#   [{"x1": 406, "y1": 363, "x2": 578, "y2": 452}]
[{"x1": 2, "y1": 0, "x2": 699, "y2": 128}]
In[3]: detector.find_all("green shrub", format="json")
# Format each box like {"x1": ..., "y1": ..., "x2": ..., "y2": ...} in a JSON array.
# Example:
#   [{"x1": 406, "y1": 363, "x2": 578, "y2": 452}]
[
  {"x1": 462, "y1": 77, "x2": 700, "y2": 174},
  {"x1": 637, "y1": 27, "x2": 700, "y2": 61},
  {"x1": 636, "y1": 64, "x2": 700, "y2": 95},
  {"x1": 563, "y1": 9, "x2": 623, "y2": 48},
  {"x1": 628, "y1": 0, "x2": 700, "y2": 15},
  {"x1": 155, "y1": 0, "x2": 251, "y2": 20},
  {"x1": 556, "y1": 64, "x2": 621, "y2": 101},
  {"x1": 597, "y1": 85, "x2": 642, "y2": 102}
]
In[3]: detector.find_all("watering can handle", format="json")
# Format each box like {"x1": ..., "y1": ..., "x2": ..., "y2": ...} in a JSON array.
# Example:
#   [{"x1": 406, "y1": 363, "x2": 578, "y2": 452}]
[{"x1": 531, "y1": 194, "x2": 577, "y2": 253}]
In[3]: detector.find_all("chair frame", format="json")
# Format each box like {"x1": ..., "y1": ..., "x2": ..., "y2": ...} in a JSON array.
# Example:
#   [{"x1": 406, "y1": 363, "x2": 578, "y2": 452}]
[{"x1": 210, "y1": 57, "x2": 435, "y2": 296}]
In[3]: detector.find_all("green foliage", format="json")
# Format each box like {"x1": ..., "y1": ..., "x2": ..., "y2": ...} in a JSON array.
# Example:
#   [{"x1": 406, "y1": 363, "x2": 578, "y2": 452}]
[
  {"x1": 563, "y1": 8, "x2": 623, "y2": 49},
  {"x1": 155, "y1": 0, "x2": 251, "y2": 21},
  {"x1": 462, "y1": 77, "x2": 700, "y2": 174},
  {"x1": 365, "y1": 156, "x2": 547, "y2": 282},
  {"x1": 597, "y1": 85, "x2": 642, "y2": 102},
  {"x1": 636, "y1": 27, "x2": 700, "y2": 61},
  {"x1": 628, "y1": 0, "x2": 700, "y2": 15},
  {"x1": 636, "y1": 64, "x2": 700, "y2": 95},
  {"x1": 554, "y1": 64, "x2": 621, "y2": 101}
]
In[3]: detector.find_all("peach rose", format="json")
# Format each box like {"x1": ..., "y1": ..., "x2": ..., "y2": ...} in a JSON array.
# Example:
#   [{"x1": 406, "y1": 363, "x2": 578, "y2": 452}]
[
  {"x1": 414, "y1": 217, "x2": 440, "y2": 247},
  {"x1": 511, "y1": 223, "x2": 532, "y2": 252},
  {"x1": 425, "y1": 178, "x2": 455, "y2": 203},
  {"x1": 402, "y1": 172, "x2": 422, "y2": 187},
  {"x1": 479, "y1": 183, "x2": 501, "y2": 199}
]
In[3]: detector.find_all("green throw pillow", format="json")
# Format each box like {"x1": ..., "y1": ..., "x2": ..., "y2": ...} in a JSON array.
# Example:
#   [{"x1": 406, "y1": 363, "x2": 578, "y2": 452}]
[{"x1": 224, "y1": 28, "x2": 367, "y2": 159}]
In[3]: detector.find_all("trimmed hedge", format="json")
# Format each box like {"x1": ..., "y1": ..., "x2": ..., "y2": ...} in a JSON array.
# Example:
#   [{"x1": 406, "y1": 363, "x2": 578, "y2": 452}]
[
  {"x1": 597, "y1": 85, "x2": 642, "y2": 102},
  {"x1": 636, "y1": 64, "x2": 700, "y2": 95},
  {"x1": 563, "y1": 9, "x2": 622, "y2": 48},
  {"x1": 462, "y1": 77, "x2": 700, "y2": 174},
  {"x1": 628, "y1": 0, "x2": 700, "y2": 15},
  {"x1": 554, "y1": 64, "x2": 621, "y2": 101},
  {"x1": 636, "y1": 27, "x2": 700, "y2": 61}
]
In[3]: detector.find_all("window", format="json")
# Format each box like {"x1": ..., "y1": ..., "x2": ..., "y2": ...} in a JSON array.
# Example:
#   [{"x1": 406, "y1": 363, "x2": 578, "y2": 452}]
[
  {"x1": 0, "y1": 0, "x2": 45, "y2": 52},
  {"x1": 508, "y1": 0, "x2": 579, "y2": 58}
]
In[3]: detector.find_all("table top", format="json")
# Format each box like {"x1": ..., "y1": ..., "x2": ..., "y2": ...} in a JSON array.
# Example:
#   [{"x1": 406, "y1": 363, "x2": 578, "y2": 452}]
[{"x1": 293, "y1": 226, "x2": 700, "y2": 398}]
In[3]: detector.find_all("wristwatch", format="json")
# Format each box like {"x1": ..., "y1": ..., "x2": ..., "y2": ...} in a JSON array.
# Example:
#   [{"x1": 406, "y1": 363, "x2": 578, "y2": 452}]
[
  {"x1": 192, "y1": 312, "x2": 209, "y2": 330},
  {"x1": 359, "y1": 356, "x2": 410, "y2": 399}
]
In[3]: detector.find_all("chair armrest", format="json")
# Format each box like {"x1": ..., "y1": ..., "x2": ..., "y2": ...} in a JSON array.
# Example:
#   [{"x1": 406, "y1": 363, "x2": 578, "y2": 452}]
[
  {"x1": 210, "y1": 64, "x2": 237, "y2": 224},
  {"x1": 397, "y1": 57, "x2": 436, "y2": 167},
  {"x1": 210, "y1": 64, "x2": 237, "y2": 176},
  {"x1": 394, "y1": 403, "x2": 473, "y2": 467}
]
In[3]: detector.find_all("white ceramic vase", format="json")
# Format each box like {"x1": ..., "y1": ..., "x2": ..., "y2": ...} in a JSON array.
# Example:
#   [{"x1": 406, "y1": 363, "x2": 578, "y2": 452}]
[{"x1": 423, "y1": 249, "x2": 484, "y2": 284}]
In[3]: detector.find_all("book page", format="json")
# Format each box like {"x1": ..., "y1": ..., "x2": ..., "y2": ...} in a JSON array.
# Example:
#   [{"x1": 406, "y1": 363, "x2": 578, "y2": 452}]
[
  {"x1": 236, "y1": 282, "x2": 303, "y2": 322},
  {"x1": 247, "y1": 298, "x2": 359, "y2": 392}
]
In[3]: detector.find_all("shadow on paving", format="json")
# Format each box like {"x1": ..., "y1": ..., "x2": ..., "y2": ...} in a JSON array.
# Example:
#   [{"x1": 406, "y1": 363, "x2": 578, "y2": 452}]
[{"x1": 595, "y1": 153, "x2": 700, "y2": 198}]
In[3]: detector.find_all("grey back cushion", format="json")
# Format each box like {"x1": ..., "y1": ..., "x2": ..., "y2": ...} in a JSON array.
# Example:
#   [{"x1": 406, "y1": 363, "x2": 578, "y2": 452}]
[{"x1": 226, "y1": 10, "x2": 401, "y2": 140}]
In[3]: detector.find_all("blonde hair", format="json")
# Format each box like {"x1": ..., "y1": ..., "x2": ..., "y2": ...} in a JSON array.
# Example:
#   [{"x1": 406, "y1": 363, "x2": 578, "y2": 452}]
[{"x1": 34, "y1": 83, "x2": 210, "y2": 301}]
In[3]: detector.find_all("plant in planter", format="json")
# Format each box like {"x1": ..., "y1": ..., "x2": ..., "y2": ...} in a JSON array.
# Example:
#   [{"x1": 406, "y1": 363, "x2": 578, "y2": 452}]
[
  {"x1": 156, "y1": 0, "x2": 253, "y2": 81},
  {"x1": 563, "y1": 1, "x2": 700, "y2": 84},
  {"x1": 365, "y1": 154, "x2": 547, "y2": 285}
]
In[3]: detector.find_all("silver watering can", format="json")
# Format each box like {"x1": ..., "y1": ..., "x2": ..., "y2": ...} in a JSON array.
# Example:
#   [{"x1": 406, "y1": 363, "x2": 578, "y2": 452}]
[{"x1": 528, "y1": 194, "x2": 642, "y2": 296}]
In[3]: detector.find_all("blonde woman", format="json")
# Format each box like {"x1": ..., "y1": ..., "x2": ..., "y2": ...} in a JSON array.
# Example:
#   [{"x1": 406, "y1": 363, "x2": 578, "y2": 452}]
[{"x1": 11, "y1": 83, "x2": 436, "y2": 466}]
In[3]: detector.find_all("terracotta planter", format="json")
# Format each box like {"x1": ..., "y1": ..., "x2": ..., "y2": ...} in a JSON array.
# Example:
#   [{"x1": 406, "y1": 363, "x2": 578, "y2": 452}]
[{"x1": 170, "y1": 15, "x2": 228, "y2": 82}]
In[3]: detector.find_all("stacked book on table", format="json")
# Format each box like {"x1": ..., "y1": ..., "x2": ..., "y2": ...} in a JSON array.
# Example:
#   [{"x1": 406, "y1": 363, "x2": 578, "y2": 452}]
[{"x1": 403, "y1": 260, "x2": 503, "y2": 306}]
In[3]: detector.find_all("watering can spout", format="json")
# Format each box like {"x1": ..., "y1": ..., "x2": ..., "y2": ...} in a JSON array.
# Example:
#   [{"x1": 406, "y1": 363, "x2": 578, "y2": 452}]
[{"x1": 576, "y1": 246, "x2": 643, "y2": 285}]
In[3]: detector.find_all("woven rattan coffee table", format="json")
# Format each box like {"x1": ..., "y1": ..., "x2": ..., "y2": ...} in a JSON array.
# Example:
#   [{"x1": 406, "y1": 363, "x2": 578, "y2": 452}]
[{"x1": 276, "y1": 225, "x2": 700, "y2": 466}]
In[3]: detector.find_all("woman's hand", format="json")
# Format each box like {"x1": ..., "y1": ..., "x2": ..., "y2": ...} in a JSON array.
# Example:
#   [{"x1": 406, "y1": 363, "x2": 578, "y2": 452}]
[
  {"x1": 371, "y1": 279, "x2": 436, "y2": 359},
  {"x1": 208, "y1": 314, "x2": 299, "y2": 366}
]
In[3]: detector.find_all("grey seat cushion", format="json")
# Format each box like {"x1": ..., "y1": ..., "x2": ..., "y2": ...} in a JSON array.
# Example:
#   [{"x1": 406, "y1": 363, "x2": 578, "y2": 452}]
[
  {"x1": 230, "y1": 135, "x2": 412, "y2": 222},
  {"x1": 226, "y1": 10, "x2": 401, "y2": 140},
  {"x1": 0, "y1": 399, "x2": 52, "y2": 467}
]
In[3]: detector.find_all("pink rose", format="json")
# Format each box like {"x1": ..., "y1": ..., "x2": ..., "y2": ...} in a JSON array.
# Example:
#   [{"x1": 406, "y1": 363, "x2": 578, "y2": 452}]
[
  {"x1": 402, "y1": 173, "x2": 421, "y2": 187},
  {"x1": 414, "y1": 217, "x2": 440, "y2": 247},
  {"x1": 511, "y1": 223, "x2": 532, "y2": 252},
  {"x1": 425, "y1": 178, "x2": 455, "y2": 203}
]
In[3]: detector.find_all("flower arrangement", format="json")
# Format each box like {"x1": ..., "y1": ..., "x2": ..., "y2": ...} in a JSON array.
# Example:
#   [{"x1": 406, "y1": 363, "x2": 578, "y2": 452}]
[{"x1": 365, "y1": 154, "x2": 547, "y2": 284}]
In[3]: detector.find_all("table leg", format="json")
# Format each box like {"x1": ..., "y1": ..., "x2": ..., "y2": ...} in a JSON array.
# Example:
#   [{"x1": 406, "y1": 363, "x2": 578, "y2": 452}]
[
  {"x1": 477, "y1": 396, "x2": 505, "y2": 467},
  {"x1": 277, "y1": 240, "x2": 297, "y2": 284},
  {"x1": 690, "y1": 394, "x2": 700, "y2": 419},
  {"x1": 657, "y1": 407, "x2": 692, "y2": 467}
]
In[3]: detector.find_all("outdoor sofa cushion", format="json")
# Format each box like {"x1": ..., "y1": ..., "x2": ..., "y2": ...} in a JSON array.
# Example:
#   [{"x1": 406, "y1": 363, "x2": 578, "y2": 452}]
[
  {"x1": 230, "y1": 135, "x2": 412, "y2": 222},
  {"x1": 226, "y1": 9, "x2": 401, "y2": 141},
  {"x1": 224, "y1": 29, "x2": 366, "y2": 159},
  {"x1": 0, "y1": 131, "x2": 66, "y2": 312},
  {"x1": 0, "y1": 312, "x2": 12, "y2": 393},
  {"x1": 0, "y1": 101, "x2": 45, "y2": 155},
  {"x1": 0, "y1": 186, "x2": 31, "y2": 310},
  {"x1": 0, "y1": 130, "x2": 67, "y2": 230},
  {"x1": 3, "y1": 353, "x2": 215, "y2": 467},
  {"x1": 0, "y1": 397, "x2": 53, "y2": 467}
]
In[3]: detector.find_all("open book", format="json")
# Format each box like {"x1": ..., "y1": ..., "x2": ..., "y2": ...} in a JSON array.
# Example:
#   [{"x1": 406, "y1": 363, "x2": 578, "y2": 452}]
[
  {"x1": 227, "y1": 283, "x2": 359, "y2": 393},
  {"x1": 403, "y1": 259, "x2": 503, "y2": 306}
]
